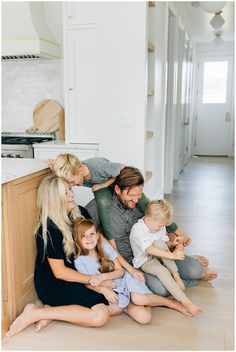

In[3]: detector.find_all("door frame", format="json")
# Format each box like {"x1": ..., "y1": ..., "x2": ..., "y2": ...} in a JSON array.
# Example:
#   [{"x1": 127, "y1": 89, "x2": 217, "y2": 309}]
[{"x1": 193, "y1": 53, "x2": 234, "y2": 157}]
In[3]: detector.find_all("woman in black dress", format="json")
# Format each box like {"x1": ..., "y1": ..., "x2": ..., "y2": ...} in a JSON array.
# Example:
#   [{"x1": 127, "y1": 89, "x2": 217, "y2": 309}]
[{"x1": 6, "y1": 175, "x2": 112, "y2": 337}]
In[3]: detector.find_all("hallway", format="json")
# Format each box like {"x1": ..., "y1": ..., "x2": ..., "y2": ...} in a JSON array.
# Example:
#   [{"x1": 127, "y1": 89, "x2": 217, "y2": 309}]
[{"x1": 2, "y1": 156, "x2": 234, "y2": 350}]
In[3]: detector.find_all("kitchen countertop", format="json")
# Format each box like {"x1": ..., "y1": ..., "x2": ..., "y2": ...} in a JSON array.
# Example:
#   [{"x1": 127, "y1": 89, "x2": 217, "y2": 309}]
[
  {"x1": 32, "y1": 140, "x2": 99, "y2": 150},
  {"x1": 1, "y1": 158, "x2": 48, "y2": 184}
]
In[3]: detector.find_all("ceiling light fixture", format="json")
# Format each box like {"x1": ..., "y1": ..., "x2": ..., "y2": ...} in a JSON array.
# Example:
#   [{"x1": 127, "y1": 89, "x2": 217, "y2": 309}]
[
  {"x1": 213, "y1": 31, "x2": 223, "y2": 46},
  {"x1": 210, "y1": 11, "x2": 225, "y2": 29},
  {"x1": 200, "y1": 2, "x2": 226, "y2": 13}
]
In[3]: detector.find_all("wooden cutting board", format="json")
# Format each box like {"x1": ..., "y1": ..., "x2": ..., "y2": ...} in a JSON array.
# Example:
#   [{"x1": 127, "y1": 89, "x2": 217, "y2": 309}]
[{"x1": 27, "y1": 99, "x2": 65, "y2": 140}]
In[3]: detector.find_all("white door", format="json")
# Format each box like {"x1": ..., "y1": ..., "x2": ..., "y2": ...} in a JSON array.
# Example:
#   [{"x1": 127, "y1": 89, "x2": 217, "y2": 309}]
[{"x1": 195, "y1": 56, "x2": 233, "y2": 156}]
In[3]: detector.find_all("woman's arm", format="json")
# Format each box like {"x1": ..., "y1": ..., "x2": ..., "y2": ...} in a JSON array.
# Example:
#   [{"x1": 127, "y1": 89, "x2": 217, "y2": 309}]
[
  {"x1": 86, "y1": 284, "x2": 119, "y2": 303},
  {"x1": 48, "y1": 258, "x2": 92, "y2": 284},
  {"x1": 89, "y1": 258, "x2": 124, "y2": 287}
]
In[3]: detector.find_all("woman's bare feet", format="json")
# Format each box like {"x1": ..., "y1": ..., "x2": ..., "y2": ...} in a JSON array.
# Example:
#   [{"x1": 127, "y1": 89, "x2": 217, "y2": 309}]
[
  {"x1": 181, "y1": 297, "x2": 202, "y2": 316},
  {"x1": 34, "y1": 319, "x2": 52, "y2": 332},
  {"x1": 34, "y1": 305, "x2": 52, "y2": 332},
  {"x1": 194, "y1": 255, "x2": 209, "y2": 267},
  {"x1": 199, "y1": 267, "x2": 218, "y2": 281},
  {"x1": 166, "y1": 298, "x2": 193, "y2": 317},
  {"x1": 6, "y1": 303, "x2": 39, "y2": 337}
]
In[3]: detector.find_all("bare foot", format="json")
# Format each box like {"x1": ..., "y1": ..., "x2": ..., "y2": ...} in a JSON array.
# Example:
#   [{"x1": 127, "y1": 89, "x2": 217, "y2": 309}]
[
  {"x1": 181, "y1": 297, "x2": 202, "y2": 316},
  {"x1": 166, "y1": 298, "x2": 193, "y2": 317},
  {"x1": 34, "y1": 319, "x2": 52, "y2": 332},
  {"x1": 194, "y1": 255, "x2": 209, "y2": 267},
  {"x1": 199, "y1": 268, "x2": 218, "y2": 281},
  {"x1": 34, "y1": 305, "x2": 52, "y2": 332},
  {"x1": 6, "y1": 303, "x2": 38, "y2": 337}
]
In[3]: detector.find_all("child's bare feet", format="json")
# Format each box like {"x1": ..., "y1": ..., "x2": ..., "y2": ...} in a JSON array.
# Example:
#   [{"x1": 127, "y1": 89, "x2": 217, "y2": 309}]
[
  {"x1": 194, "y1": 255, "x2": 209, "y2": 267},
  {"x1": 181, "y1": 297, "x2": 202, "y2": 316},
  {"x1": 199, "y1": 267, "x2": 218, "y2": 281},
  {"x1": 173, "y1": 272, "x2": 185, "y2": 291},
  {"x1": 166, "y1": 298, "x2": 192, "y2": 316},
  {"x1": 6, "y1": 303, "x2": 39, "y2": 337}
]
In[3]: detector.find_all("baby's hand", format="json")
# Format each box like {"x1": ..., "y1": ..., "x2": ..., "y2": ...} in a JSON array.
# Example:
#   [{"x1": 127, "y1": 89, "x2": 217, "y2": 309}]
[{"x1": 89, "y1": 274, "x2": 104, "y2": 287}]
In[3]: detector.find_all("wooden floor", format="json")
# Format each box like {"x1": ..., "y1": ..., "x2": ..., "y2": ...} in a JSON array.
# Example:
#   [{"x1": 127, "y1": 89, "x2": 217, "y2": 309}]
[{"x1": 2, "y1": 156, "x2": 234, "y2": 350}]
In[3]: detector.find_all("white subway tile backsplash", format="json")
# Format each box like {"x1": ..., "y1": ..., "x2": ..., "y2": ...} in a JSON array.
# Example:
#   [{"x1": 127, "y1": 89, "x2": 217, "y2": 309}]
[{"x1": 2, "y1": 59, "x2": 63, "y2": 132}]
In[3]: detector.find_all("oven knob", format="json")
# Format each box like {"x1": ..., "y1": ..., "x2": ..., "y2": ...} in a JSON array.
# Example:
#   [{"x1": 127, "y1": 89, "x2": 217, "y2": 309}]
[
  {"x1": 1, "y1": 153, "x2": 7, "y2": 158},
  {"x1": 16, "y1": 154, "x2": 24, "y2": 158},
  {"x1": 7, "y1": 153, "x2": 14, "y2": 158}
]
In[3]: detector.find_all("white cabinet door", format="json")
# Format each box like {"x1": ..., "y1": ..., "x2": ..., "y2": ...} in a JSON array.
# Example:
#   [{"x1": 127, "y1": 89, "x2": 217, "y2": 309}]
[
  {"x1": 65, "y1": 2, "x2": 98, "y2": 26},
  {"x1": 66, "y1": 28, "x2": 99, "y2": 143}
]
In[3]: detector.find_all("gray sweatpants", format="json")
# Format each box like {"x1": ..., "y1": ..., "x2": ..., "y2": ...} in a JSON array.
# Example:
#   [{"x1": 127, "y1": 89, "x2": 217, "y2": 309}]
[{"x1": 141, "y1": 240, "x2": 186, "y2": 301}]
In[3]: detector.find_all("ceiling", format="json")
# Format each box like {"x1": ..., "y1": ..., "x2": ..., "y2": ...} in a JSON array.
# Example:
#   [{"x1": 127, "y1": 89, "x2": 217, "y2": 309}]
[{"x1": 173, "y1": 1, "x2": 235, "y2": 43}]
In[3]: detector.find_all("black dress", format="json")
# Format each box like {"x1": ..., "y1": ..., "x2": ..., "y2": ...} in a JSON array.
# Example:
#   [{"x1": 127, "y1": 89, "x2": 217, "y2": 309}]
[{"x1": 34, "y1": 218, "x2": 108, "y2": 308}]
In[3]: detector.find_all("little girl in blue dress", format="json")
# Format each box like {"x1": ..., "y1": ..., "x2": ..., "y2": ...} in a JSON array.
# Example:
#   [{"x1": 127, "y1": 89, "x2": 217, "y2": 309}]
[{"x1": 73, "y1": 218, "x2": 192, "y2": 321}]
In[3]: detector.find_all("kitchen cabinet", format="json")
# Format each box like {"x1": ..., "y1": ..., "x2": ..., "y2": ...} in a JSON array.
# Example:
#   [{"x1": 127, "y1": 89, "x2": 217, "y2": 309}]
[
  {"x1": 2, "y1": 168, "x2": 49, "y2": 335},
  {"x1": 63, "y1": 2, "x2": 168, "y2": 199},
  {"x1": 66, "y1": 28, "x2": 99, "y2": 143},
  {"x1": 65, "y1": 2, "x2": 98, "y2": 26}
]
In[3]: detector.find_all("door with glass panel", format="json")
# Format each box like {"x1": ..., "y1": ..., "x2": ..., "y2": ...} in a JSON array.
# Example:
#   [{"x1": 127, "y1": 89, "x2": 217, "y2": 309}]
[{"x1": 195, "y1": 56, "x2": 233, "y2": 155}]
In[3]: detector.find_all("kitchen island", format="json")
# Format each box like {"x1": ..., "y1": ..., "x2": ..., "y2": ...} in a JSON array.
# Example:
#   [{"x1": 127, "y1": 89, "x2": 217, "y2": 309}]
[{"x1": 2, "y1": 158, "x2": 49, "y2": 335}]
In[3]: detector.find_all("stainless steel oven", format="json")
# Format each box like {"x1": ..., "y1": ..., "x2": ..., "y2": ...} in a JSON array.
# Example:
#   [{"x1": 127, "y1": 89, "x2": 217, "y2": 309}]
[{"x1": 1, "y1": 132, "x2": 55, "y2": 158}]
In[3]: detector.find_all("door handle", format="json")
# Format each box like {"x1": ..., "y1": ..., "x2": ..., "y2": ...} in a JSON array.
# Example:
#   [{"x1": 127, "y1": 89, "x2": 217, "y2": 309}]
[{"x1": 225, "y1": 112, "x2": 231, "y2": 122}]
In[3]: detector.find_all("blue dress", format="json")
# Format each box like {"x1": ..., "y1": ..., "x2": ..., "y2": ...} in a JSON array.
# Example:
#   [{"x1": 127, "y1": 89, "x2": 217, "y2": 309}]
[{"x1": 74, "y1": 241, "x2": 152, "y2": 308}]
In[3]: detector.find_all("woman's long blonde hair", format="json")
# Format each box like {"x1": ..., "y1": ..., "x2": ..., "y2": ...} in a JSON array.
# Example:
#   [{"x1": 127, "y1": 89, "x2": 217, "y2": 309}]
[
  {"x1": 73, "y1": 219, "x2": 115, "y2": 273},
  {"x1": 51, "y1": 153, "x2": 82, "y2": 182},
  {"x1": 36, "y1": 175, "x2": 82, "y2": 261}
]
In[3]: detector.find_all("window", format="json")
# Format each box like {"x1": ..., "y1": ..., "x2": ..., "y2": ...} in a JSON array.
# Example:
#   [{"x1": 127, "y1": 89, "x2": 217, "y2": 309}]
[{"x1": 202, "y1": 61, "x2": 228, "y2": 104}]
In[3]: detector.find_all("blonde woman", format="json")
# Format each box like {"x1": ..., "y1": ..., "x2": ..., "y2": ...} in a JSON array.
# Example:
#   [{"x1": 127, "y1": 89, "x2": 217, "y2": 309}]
[
  {"x1": 130, "y1": 199, "x2": 202, "y2": 316},
  {"x1": 6, "y1": 175, "x2": 113, "y2": 337}
]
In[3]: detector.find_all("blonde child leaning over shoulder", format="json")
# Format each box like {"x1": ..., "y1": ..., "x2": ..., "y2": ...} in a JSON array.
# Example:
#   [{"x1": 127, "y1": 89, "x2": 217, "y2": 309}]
[{"x1": 130, "y1": 199, "x2": 202, "y2": 316}]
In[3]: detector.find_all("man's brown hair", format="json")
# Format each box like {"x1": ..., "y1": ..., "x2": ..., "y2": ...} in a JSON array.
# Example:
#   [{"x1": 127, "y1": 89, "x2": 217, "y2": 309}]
[{"x1": 115, "y1": 166, "x2": 144, "y2": 191}]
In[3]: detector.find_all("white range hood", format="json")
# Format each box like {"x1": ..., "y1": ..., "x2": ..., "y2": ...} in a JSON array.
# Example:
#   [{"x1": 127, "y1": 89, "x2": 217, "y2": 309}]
[{"x1": 2, "y1": 2, "x2": 60, "y2": 60}]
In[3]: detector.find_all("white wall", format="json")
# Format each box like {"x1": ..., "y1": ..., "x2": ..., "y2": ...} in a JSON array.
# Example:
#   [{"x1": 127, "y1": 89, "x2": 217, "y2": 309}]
[{"x1": 2, "y1": 59, "x2": 63, "y2": 132}]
